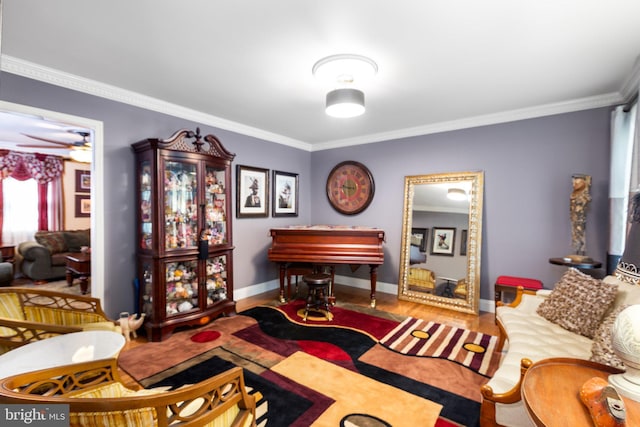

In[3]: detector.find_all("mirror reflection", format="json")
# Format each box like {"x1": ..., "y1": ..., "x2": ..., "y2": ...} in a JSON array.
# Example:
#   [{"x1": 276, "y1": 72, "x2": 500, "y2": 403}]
[{"x1": 398, "y1": 171, "x2": 484, "y2": 314}]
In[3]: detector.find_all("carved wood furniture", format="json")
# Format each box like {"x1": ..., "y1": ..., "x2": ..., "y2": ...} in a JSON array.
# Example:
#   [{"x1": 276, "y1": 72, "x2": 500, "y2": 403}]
[
  {"x1": 521, "y1": 357, "x2": 640, "y2": 427},
  {"x1": 268, "y1": 226, "x2": 385, "y2": 307},
  {"x1": 65, "y1": 252, "x2": 92, "y2": 294},
  {"x1": 132, "y1": 129, "x2": 236, "y2": 341},
  {"x1": 0, "y1": 358, "x2": 256, "y2": 427},
  {"x1": 0, "y1": 287, "x2": 119, "y2": 355}
]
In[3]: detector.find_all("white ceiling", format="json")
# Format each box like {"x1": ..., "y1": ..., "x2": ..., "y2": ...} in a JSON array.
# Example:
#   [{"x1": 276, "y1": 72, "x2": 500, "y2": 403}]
[{"x1": 1, "y1": 0, "x2": 640, "y2": 152}]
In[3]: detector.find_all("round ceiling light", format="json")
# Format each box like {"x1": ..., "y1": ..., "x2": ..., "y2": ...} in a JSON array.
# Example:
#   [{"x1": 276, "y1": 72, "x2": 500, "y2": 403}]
[
  {"x1": 326, "y1": 88, "x2": 365, "y2": 118},
  {"x1": 447, "y1": 188, "x2": 468, "y2": 201},
  {"x1": 312, "y1": 54, "x2": 378, "y2": 86}
]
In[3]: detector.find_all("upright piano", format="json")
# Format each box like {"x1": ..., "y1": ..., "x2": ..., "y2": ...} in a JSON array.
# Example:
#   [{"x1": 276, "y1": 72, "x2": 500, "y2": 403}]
[{"x1": 268, "y1": 225, "x2": 385, "y2": 307}]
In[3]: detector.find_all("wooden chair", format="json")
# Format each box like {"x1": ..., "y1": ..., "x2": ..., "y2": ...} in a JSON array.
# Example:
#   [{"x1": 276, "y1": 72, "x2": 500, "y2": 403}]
[
  {"x1": 0, "y1": 358, "x2": 256, "y2": 427},
  {"x1": 0, "y1": 287, "x2": 119, "y2": 354}
]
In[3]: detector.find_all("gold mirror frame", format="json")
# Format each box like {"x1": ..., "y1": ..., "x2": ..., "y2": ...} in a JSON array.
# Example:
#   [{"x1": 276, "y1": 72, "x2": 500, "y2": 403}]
[{"x1": 398, "y1": 171, "x2": 484, "y2": 314}]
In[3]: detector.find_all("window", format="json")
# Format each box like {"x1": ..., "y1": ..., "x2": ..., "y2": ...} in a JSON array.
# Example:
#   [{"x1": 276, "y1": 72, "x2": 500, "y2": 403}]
[{"x1": 2, "y1": 177, "x2": 38, "y2": 244}]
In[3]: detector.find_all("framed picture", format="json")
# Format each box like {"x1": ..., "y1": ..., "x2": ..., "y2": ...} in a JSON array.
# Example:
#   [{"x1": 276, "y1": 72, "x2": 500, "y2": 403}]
[
  {"x1": 460, "y1": 229, "x2": 468, "y2": 256},
  {"x1": 75, "y1": 170, "x2": 91, "y2": 193},
  {"x1": 411, "y1": 227, "x2": 428, "y2": 252},
  {"x1": 272, "y1": 170, "x2": 299, "y2": 217},
  {"x1": 430, "y1": 227, "x2": 456, "y2": 256},
  {"x1": 75, "y1": 195, "x2": 91, "y2": 217},
  {"x1": 236, "y1": 165, "x2": 269, "y2": 218}
]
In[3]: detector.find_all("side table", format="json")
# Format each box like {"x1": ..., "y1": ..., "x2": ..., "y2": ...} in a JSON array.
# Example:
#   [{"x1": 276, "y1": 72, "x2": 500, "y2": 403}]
[
  {"x1": 522, "y1": 357, "x2": 640, "y2": 427},
  {"x1": 0, "y1": 243, "x2": 15, "y2": 264},
  {"x1": 66, "y1": 252, "x2": 91, "y2": 294}
]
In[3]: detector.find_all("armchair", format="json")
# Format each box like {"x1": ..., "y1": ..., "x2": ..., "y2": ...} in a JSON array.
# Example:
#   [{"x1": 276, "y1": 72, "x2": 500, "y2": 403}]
[
  {"x1": 0, "y1": 287, "x2": 119, "y2": 354},
  {"x1": 0, "y1": 358, "x2": 256, "y2": 427}
]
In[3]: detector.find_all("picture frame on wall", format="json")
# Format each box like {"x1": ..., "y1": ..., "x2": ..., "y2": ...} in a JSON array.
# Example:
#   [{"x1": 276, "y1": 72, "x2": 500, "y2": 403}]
[
  {"x1": 460, "y1": 229, "x2": 468, "y2": 256},
  {"x1": 75, "y1": 170, "x2": 91, "y2": 193},
  {"x1": 430, "y1": 227, "x2": 456, "y2": 256},
  {"x1": 272, "y1": 170, "x2": 299, "y2": 217},
  {"x1": 411, "y1": 227, "x2": 428, "y2": 252},
  {"x1": 75, "y1": 195, "x2": 91, "y2": 217},
  {"x1": 236, "y1": 165, "x2": 269, "y2": 218}
]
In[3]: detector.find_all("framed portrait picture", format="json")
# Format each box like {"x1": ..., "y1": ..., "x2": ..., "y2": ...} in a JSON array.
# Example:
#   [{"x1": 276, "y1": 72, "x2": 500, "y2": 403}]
[
  {"x1": 75, "y1": 170, "x2": 91, "y2": 193},
  {"x1": 460, "y1": 229, "x2": 468, "y2": 256},
  {"x1": 272, "y1": 170, "x2": 299, "y2": 217},
  {"x1": 411, "y1": 227, "x2": 428, "y2": 252},
  {"x1": 236, "y1": 165, "x2": 269, "y2": 218},
  {"x1": 430, "y1": 227, "x2": 456, "y2": 256},
  {"x1": 75, "y1": 195, "x2": 91, "y2": 217}
]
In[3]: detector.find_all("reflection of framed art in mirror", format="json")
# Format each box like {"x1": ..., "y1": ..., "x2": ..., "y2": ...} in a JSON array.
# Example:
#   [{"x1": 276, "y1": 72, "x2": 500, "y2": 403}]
[
  {"x1": 460, "y1": 229, "x2": 468, "y2": 256},
  {"x1": 411, "y1": 227, "x2": 428, "y2": 252},
  {"x1": 431, "y1": 227, "x2": 455, "y2": 256}
]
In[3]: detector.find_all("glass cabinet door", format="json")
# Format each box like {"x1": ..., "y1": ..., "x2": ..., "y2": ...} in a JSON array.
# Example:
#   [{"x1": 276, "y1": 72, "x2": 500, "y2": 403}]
[
  {"x1": 164, "y1": 160, "x2": 198, "y2": 249},
  {"x1": 205, "y1": 255, "x2": 228, "y2": 306},
  {"x1": 140, "y1": 162, "x2": 152, "y2": 250},
  {"x1": 204, "y1": 166, "x2": 227, "y2": 245},
  {"x1": 165, "y1": 260, "x2": 199, "y2": 316}
]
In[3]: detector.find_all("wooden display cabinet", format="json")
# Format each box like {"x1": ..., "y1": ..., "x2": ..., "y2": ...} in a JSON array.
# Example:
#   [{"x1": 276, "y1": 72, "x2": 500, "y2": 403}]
[{"x1": 132, "y1": 128, "x2": 236, "y2": 341}]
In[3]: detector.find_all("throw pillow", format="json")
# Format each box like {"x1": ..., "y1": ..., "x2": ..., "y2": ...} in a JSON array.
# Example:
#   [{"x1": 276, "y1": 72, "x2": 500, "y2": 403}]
[
  {"x1": 590, "y1": 304, "x2": 628, "y2": 370},
  {"x1": 34, "y1": 231, "x2": 66, "y2": 254},
  {"x1": 64, "y1": 229, "x2": 91, "y2": 252},
  {"x1": 536, "y1": 268, "x2": 618, "y2": 339}
]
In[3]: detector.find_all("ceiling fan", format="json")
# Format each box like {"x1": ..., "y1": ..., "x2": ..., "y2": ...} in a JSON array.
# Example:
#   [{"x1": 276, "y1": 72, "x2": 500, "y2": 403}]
[{"x1": 18, "y1": 130, "x2": 92, "y2": 150}]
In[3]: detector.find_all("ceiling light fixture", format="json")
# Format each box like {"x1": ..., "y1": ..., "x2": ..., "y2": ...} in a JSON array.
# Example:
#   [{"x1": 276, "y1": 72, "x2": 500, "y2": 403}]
[
  {"x1": 312, "y1": 54, "x2": 377, "y2": 118},
  {"x1": 326, "y1": 88, "x2": 365, "y2": 118},
  {"x1": 69, "y1": 148, "x2": 92, "y2": 163},
  {"x1": 447, "y1": 188, "x2": 467, "y2": 201}
]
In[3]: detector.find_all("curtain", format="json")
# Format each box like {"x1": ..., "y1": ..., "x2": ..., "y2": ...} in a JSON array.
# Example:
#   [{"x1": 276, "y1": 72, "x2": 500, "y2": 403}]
[
  {"x1": 0, "y1": 150, "x2": 64, "y2": 242},
  {"x1": 609, "y1": 102, "x2": 639, "y2": 273}
]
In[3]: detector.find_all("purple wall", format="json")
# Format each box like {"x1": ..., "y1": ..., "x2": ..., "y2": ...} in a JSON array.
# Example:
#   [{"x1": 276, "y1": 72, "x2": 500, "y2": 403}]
[
  {"x1": 310, "y1": 109, "x2": 611, "y2": 298},
  {"x1": 1, "y1": 72, "x2": 611, "y2": 314}
]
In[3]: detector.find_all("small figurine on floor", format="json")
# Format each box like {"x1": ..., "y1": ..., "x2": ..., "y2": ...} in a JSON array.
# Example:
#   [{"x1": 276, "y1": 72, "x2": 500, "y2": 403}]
[{"x1": 117, "y1": 312, "x2": 146, "y2": 341}]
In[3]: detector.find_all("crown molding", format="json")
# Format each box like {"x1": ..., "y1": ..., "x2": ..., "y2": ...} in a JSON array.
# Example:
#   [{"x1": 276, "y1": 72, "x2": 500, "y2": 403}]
[
  {"x1": 2, "y1": 55, "x2": 628, "y2": 152},
  {"x1": 311, "y1": 92, "x2": 624, "y2": 151},
  {"x1": 1, "y1": 55, "x2": 311, "y2": 151}
]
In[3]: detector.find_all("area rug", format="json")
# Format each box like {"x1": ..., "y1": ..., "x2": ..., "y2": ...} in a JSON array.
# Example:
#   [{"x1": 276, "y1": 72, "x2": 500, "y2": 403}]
[{"x1": 118, "y1": 301, "x2": 500, "y2": 426}]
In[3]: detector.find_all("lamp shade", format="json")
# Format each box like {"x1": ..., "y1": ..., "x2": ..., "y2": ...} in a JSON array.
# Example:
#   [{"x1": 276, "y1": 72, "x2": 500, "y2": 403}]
[{"x1": 326, "y1": 88, "x2": 365, "y2": 118}]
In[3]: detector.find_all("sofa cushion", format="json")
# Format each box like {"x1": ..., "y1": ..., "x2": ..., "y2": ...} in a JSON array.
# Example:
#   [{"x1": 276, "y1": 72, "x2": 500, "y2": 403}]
[
  {"x1": 536, "y1": 268, "x2": 618, "y2": 339},
  {"x1": 64, "y1": 229, "x2": 90, "y2": 252},
  {"x1": 590, "y1": 304, "x2": 628, "y2": 369},
  {"x1": 34, "y1": 231, "x2": 67, "y2": 254}
]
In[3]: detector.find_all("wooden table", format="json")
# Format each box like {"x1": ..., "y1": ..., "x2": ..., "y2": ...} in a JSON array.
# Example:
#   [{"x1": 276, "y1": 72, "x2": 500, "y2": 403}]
[
  {"x1": 65, "y1": 252, "x2": 91, "y2": 294},
  {"x1": 549, "y1": 257, "x2": 602, "y2": 269},
  {"x1": 0, "y1": 243, "x2": 15, "y2": 263},
  {"x1": 522, "y1": 358, "x2": 640, "y2": 427}
]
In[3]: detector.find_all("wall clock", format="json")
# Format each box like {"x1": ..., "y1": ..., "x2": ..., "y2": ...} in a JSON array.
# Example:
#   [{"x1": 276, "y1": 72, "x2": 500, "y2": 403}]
[{"x1": 326, "y1": 160, "x2": 375, "y2": 215}]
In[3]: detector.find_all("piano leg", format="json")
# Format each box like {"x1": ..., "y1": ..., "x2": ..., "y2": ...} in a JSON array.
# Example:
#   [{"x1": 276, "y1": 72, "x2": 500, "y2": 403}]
[
  {"x1": 279, "y1": 263, "x2": 287, "y2": 303},
  {"x1": 369, "y1": 264, "x2": 378, "y2": 308}
]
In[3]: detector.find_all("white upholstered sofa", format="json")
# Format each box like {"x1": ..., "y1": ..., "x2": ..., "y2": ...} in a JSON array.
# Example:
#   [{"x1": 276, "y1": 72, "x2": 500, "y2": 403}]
[{"x1": 480, "y1": 269, "x2": 640, "y2": 427}]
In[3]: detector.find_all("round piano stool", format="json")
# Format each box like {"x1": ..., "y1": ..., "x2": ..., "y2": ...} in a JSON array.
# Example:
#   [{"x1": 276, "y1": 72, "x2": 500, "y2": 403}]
[{"x1": 302, "y1": 273, "x2": 333, "y2": 322}]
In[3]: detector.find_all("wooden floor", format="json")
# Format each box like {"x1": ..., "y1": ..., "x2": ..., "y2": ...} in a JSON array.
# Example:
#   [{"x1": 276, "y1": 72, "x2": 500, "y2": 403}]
[{"x1": 118, "y1": 284, "x2": 499, "y2": 388}]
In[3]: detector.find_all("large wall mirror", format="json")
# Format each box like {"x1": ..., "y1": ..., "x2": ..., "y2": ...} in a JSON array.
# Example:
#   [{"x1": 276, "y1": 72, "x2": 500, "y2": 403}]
[{"x1": 398, "y1": 171, "x2": 484, "y2": 314}]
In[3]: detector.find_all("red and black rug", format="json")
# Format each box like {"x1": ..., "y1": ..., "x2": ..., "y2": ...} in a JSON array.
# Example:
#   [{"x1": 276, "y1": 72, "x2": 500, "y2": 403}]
[{"x1": 118, "y1": 301, "x2": 500, "y2": 426}]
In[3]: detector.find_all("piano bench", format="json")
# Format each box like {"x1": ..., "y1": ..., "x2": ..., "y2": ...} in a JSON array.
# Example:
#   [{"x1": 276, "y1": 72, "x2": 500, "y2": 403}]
[{"x1": 302, "y1": 273, "x2": 332, "y2": 322}]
